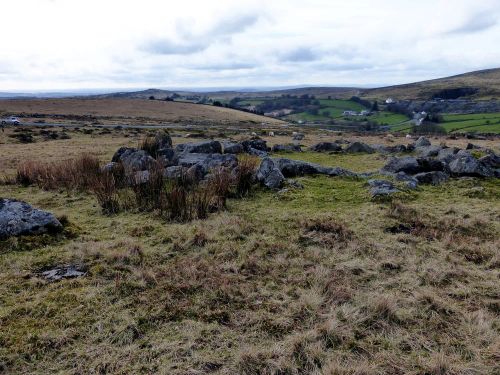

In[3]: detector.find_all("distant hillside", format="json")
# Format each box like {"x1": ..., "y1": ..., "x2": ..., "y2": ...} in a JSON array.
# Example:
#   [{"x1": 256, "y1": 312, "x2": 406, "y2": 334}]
[
  {"x1": 0, "y1": 98, "x2": 286, "y2": 126},
  {"x1": 360, "y1": 68, "x2": 500, "y2": 101}
]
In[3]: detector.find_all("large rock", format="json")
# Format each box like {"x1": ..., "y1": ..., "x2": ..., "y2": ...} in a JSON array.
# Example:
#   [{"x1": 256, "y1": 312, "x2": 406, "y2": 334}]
[
  {"x1": 272, "y1": 144, "x2": 302, "y2": 152},
  {"x1": 256, "y1": 158, "x2": 285, "y2": 189},
  {"x1": 345, "y1": 142, "x2": 375, "y2": 154},
  {"x1": 382, "y1": 157, "x2": 421, "y2": 174},
  {"x1": 416, "y1": 145, "x2": 442, "y2": 158},
  {"x1": 242, "y1": 139, "x2": 268, "y2": 152},
  {"x1": 416, "y1": 158, "x2": 445, "y2": 172},
  {"x1": 178, "y1": 153, "x2": 238, "y2": 174},
  {"x1": 309, "y1": 142, "x2": 342, "y2": 152},
  {"x1": 479, "y1": 153, "x2": 500, "y2": 169},
  {"x1": 415, "y1": 136, "x2": 431, "y2": 148},
  {"x1": 414, "y1": 171, "x2": 449, "y2": 185},
  {"x1": 448, "y1": 151, "x2": 494, "y2": 177},
  {"x1": 367, "y1": 180, "x2": 400, "y2": 197},
  {"x1": 112, "y1": 148, "x2": 156, "y2": 173},
  {"x1": 223, "y1": 142, "x2": 244, "y2": 154},
  {"x1": 0, "y1": 199, "x2": 62, "y2": 239},
  {"x1": 437, "y1": 147, "x2": 460, "y2": 163},
  {"x1": 175, "y1": 140, "x2": 222, "y2": 154},
  {"x1": 156, "y1": 147, "x2": 178, "y2": 166},
  {"x1": 273, "y1": 158, "x2": 354, "y2": 177},
  {"x1": 395, "y1": 172, "x2": 419, "y2": 189}
]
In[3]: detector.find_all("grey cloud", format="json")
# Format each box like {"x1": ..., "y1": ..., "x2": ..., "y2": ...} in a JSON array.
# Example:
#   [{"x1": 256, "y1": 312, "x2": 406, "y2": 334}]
[
  {"x1": 142, "y1": 13, "x2": 261, "y2": 56},
  {"x1": 192, "y1": 62, "x2": 256, "y2": 71},
  {"x1": 280, "y1": 47, "x2": 318, "y2": 62},
  {"x1": 446, "y1": 12, "x2": 497, "y2": 34},
  {"x1": 142, "y1": 39, "x2": 207, "y2": 55}
]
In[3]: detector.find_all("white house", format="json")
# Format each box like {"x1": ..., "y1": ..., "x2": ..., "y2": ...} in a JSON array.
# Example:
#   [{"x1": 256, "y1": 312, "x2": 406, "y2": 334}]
[
  {"x1": 343, "y1": 110, "x2": 358, "y2": 116},
  {"x1": 385, "y1": 98, "x2": 395, "y2": 104}
]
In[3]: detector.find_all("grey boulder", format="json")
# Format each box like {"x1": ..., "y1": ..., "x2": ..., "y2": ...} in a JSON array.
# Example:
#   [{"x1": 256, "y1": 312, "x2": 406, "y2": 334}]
[
  {"x1": 175, "y1": 140, "x2": 222, "y2": 154},
  {"x1": 112, "y1": 148, "x2": 156, "y2": 173},
  {"x1": 0, "y1": 199, "x2": 62, "y2": 239},
  {"x1": 272, "y1": 144, "x2": 302, "y2": 152},
  {"x1": 367, "y1": 180, "x2": 400, "y2": 197},
  {"x1": 223, "y1": 142, "x2": 244, "y2": 154},
  {"x1": 382, "y1": 157, "x2": 421, "y2": 174},
  {"x1": 415, "y1": 136, "x2": 431, "y2": 148},
  {"x1": 345, "y1": 142, "x2": 375, "y2": 154},
  {"x1": 448, "y1": 151, "x2": 494, "y2": 177},
  {"x1": 414, "y1": 171, "x2": 449, "y2": 185},
  {"x1": 178, "y1": 153, "x2": 238, "y2": 174},
  {"x1": 309, "y1": 142, "x2": 342, "y2": 152},
  {"x1": 256, "y1": 158, "x2": 285, "y2": 189}
]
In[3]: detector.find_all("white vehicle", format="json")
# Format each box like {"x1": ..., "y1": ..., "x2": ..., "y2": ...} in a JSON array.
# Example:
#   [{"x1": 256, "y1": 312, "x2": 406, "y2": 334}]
[{"x1": 1, "y1": 116, "x2": 21, "y2": 125}]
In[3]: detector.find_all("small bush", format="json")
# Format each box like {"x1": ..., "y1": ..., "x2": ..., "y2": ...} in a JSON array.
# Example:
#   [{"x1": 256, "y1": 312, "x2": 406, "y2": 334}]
[{"x1": 233, "y1": 156, "x2": 258, "y2": 197}]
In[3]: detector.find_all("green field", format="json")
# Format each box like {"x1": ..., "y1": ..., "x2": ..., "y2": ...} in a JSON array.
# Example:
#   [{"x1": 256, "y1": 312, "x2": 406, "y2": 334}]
[
  {"x1": 370, "y1": 112, "x2": 409, "y2": 126},
  {"x1": 440, "y1": 113, "x2": 500, "y2": 133},
  {"x1": 237, "y1": 99, "x2": 266, "y2": 106}
]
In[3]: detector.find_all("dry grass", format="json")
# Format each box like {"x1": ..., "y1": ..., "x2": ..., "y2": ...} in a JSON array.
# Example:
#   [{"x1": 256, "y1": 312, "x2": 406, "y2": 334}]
[
  {"x1": 0, "y1": 130, "x2": 499, "y2": 374},
  {"x1": 0, "y1": 98, "x2": 285, "y2": 125}
]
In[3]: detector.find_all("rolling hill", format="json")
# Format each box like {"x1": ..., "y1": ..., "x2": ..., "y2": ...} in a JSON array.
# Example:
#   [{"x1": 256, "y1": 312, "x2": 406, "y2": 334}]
[
  {"x1": 360, "y1": 68, "x2": 500, "y2": 101},
  {"x1": 0, "y1": 98, "x2": 286, "y2": 126}
]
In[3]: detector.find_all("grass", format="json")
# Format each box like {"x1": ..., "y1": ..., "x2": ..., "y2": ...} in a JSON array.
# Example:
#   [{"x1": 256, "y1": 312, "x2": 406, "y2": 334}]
[
  {"x1": 0, "y1": 129, "x2": 499, "y2": 373},
  {"x1": 437, "y1": 113, "x2": 500, "y2": 134}
]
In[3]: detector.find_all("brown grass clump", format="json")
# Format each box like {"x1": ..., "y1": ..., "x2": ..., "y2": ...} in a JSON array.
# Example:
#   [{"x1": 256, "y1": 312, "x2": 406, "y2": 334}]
[
  {"x1": 15, "y1": 154, "x2": 101, "y2": 191},
  {"x1": 301, "y1": 216, "x2": 354, "y2": 247},
  {"x1": 234, "y1": 155, "x2": 259, "y2": 197}
]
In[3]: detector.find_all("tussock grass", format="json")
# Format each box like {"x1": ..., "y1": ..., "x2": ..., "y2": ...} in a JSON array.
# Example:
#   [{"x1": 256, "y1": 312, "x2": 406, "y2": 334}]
[{"x1": 0, "y1": 137, "x2": 499, "y2": 374}]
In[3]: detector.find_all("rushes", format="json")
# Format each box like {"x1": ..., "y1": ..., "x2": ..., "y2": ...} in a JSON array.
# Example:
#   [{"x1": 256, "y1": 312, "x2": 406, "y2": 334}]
[{"x1": 14, "y1": 155, "x2": 257, "y2": 222}]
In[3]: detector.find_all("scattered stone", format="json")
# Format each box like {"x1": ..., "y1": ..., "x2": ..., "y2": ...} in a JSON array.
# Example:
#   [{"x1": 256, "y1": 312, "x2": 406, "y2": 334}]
[
  {"x1": 178, "y1": 153, "x2": 238, "y2": 175},
  {"x1": 256, "y1": 158, "x2": 285, "y2": 189},
  {"x1": 345, "y1": 142, "x2": 375, "y2": 154},
  {"x1": 41, "y1": 265, "x2": 86, "y2": 281},
  {"x1": 466, "y1": 143, "x2": 481, "y2": 150},
  {"x1": 175, "y1": 140, "x2": 222, "y2": 154},
  {"x1": 0, "y1": 199, "x2": 62, "y2": 239},
  {"x1": 394, "y1": 172, "x2": 419, "y2": 189},
  {"x1": 437, "y1": 147, "x2": 460, "y2": 163},
  {"x1": 414, "y1": 171, "x2": 449, "y2": 185},
  {"x1": 292, "y1": 133, "x2": 305, "y2": 141},
  {"x1": 241, "y1": 139, "x2": 268, "y2": 152},
  {"x1": 448, "y1": 151, "x2": 494, "y2": 177},
  {"x1": 309, "y1": 142, "x2": 342, "y2": 152},
  {"x1": 112, "y1": 148, "x2": 156, "y2": 173},
  {"x1": 414, "y1": 136, "x2": 431, "y2": 148},
  {"x1": 273, "y1": 158, "x2": 355, "y2": 177},
  {"x1": 156, "y1": 147, "x2": 178, "y2": 166},
  {"x1": 272, "y1": 144, "x2": 302, "y2": 152},
  {"x1": 367, "y1": 180, "x2": 400, "y2": 197},
  {"x1": 286, "y1": 179, "x2": 304, "y2": 189},
  {"x1": 164, "y1": 165, "x2": 184, "y2": 179},
  {"x1": 416, "y1": 145, "x2": 442, "y2": 158},
  {"x1": 223, "y1": 142, "x2": 244, "y2": 154},
  {"x1": 382, "y1": 156, "x2": 420, "y2": 174}
]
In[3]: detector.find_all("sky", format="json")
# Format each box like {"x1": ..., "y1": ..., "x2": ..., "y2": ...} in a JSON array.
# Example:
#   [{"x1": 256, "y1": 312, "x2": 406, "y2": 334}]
[{"x1": 1, "y1": 0, "x2": 499, "y2": 91}]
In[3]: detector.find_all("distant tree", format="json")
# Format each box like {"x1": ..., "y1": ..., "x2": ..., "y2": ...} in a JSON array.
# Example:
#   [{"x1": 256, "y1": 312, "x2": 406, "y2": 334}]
[
  {"x1": 371, "y1": 101, "x2": 379, "y2": 111},
  {"x1": 307, "y1": 108, "x2": 319, "y2": 116},
  {"x1": 322, "y1": 110, "x2": 331, "y2": 117},
  {"x1": 327, "y1": 96, "x2": 332, "y2": 100},
  {"x1": 149, "y1": 95, "x2": 155, "y2": 100},
  {"x1": 428, "y1": 113, "x2": 443, "y2": 123},
  {"x1": 213, "y1": 101, "x2": 223, "y2": 107},
  {"x1": 164, "y1": 97, "x2": 173, "y2": 101}
]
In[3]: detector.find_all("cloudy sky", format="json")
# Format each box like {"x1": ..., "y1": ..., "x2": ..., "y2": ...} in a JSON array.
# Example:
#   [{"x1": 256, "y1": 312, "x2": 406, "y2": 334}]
[{"x1": 1, "y1": 0, "x2": 499, "y2": 91}]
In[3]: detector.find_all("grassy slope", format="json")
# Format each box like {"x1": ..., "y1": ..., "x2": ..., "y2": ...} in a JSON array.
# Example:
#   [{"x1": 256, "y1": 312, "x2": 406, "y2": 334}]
[
  {"x1": 0, "y1": 143, "x2": 499, "y2": 373},
  {"x1": 0, "y1": 98, "x2": 285, "y2": 126},
  {"x1": 361, "y1": 68, "x2": 500, "y2": 100}
]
